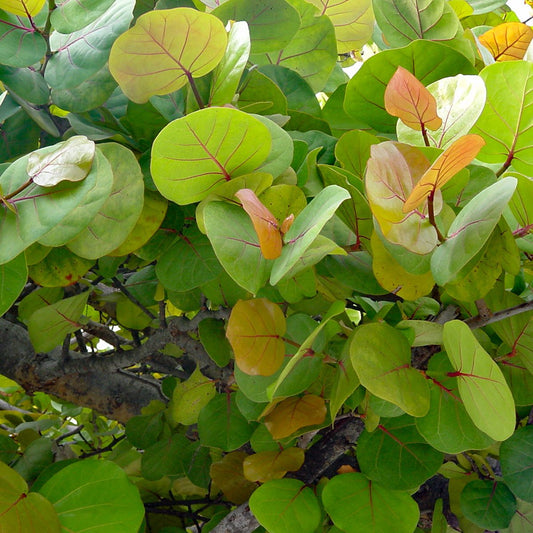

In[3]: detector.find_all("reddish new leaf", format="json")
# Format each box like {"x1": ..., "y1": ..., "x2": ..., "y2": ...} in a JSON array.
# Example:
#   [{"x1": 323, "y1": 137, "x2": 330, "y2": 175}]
[
  {"x1": 403, "y1": 134, "x2": 485, "y2": 213},
  {"x1": 235, "y1": 188, "x2": 283, "y2": 260},
  {"x1": 479, "y1": 22, "x2": 533, "y2": 61},
  {"x1": 264, "y1": 395, "x2": 326, "y2": 440},
  {"x1": 384, "y1": 66, "x2": 442, "y2": 132},
  {"x1": 226, "y1": 298, "x2": 286, "y2": 376}
]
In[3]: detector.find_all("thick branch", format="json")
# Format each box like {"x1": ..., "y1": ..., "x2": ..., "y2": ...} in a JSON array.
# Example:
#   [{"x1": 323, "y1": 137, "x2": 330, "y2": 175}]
[{"x1": 465, "y1": 300, "x2": 533, "y2": 329}]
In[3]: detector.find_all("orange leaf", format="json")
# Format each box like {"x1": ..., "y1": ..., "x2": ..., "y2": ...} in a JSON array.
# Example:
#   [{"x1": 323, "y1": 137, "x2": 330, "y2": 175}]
[
  {"x1": 479, "y1": 22, "x2": 533, "y2": 61},
  {"x1": 384, "y1": 66, "x2": 442, "y2": 132},
  {"x1": 235, "y1": 188, "x2": 282, "y2": 260},
  {"x1": 226, "y1": 298, "x2": 286, "y2": 376},
  {"x1": 264, "y1": 395, "x2": 327, "y2": 440},
  {"x1": 243, "y1": 448, "x2": 305, "y2": 483},
  {"x1": 403, "y1": 134, "x2": 485, "y2": 213}
]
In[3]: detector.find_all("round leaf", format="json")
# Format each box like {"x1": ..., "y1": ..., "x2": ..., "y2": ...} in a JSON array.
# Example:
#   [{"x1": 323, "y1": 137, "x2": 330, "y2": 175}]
[
  {"x1": 243, "y1": 447, "x2": 304, "y2": 482},
  {"x1": 210, "y1": 451, "x2": 257, "y2": 505},
  {"x1": 38, "y1": 459, "x2": 144, "y2": 533},
  {"x1": 151, "y1": 107, "x2": 271, "y2": 205},
  {"x1": 322, "y1": 472, "x2": 420, "y2": 533},
  {"x1": 249, "y1": 478, "x2": 321, "y2": 533},
  {"x1": 0, "y1": 253, "x2": 27, "y2": 316},
  {"x1": 28, "y1": 247, "x2": 93, "y2": 287},
  {"x1": 109, "y1": 7, "x2": 227, "y2": 103},
  {"x1": 0, "y1": 12, "x2": 47, "y2": 67},
  {"x1": 500, "y1": 425, "x2": 533, "y2": 502}
]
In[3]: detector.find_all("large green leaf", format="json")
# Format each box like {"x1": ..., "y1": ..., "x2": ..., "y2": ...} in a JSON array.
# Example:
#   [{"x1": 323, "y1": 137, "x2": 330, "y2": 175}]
[
  {"x1": 0, "y1": 252, "x2": 27, "y2": 315},
  {"x1": 350, "y1": 322, "x2": 430, "y2": 417},
  {"x1": 474, "y1": 61, "x2": 533, "y2": 175},
  {"x1": 442, "y1": 320, "x2": 516, "y2": 441},
  {"x1": 0, "y1": 146, "x2": 110, "y2": 264},
  {"x1": 109, "y1": 7, "x2": 226, "y2": 103},
  {"x1": 270, "y1": 185, "x2": 350, "y2": 285},
  {"x1": 141, "y1": 434, "x2": 190, "y2": 480},
  {"x1": 45, "y1": 0, "x2": 134, "y2": 90},
  {"x1": 204, "y1": 201, "x2": 272, "y2": 294},
  {"x1": 500, "y1": 425, "x2": 533, "y2": 502},
  {"x1": 50, "y1": 0, "x2": 115, "y2": 33},
  {"x1": 431, "y1": 177, "x2": 517, "y2": 286},
  {"x1": 322, "y1": 472, "x2": 420, "y2": 533},
  {"x1": 0, "y1": 65, "x2": 49, "y2": 105},
  {"x1": 66, "y1": 143, "x2": 144, "y2": 259},
  {"x1": 27, "y1": 291, "x2": 89, "y2": 352},
  {"x1": 0, "y1": 461, "x2": 60, "y2": 533},
  {"x1": 373, "y1": 0, "x2": 462, "y2": 47},
  {"x1": 344, "y1": 40, "x2": 477, "y2": 133},
  {"x1": 397, "y1": 75, "x2": 486, "y2": 149},
  {"x1": 416, "y1": 352, "x2": 494, "y2": 453},
  {"x1": 249, "y1": 478, "x2": 321, "y2": 533},
  {"x1": 213, "y1": 0, "x2": 301, "y2": 54},
  {"x1": 357, "y1": 415, "x2": 444, "y2": 490},
  {"x1": 38, "y1": 459, "x2": 144, "y2": 533},
  {"x1": 151, "y1": 107, "x2": 272, "y2": 205},
  {"x1": 250, "y1": 0, "x2": 337, "y2": 92},
  {"x1": 28, "y1": 247, "x2": 93, "y2": 287},
  {"x1": 0, "y1": 10, "x2": 47, "y2": 67}
]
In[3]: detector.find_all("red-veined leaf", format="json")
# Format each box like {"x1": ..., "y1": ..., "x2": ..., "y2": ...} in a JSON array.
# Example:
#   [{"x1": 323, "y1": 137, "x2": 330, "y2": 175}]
[
  {"x1": 403, "y1": 134, "x2": 485, "y2": 213},
  {"x1": 384, "y1": 66, "x2": 442, "y2": 132},
  {"x1": 0, "y1": 0, "x2": 45, "y2": 16},
  {"x1": 479, "y1": 22, "x2": 533, "y2": 61},
  {"x1": 226, "y1": 298, "x2": 286, "y2": 376},
  {"x1": 235, "y1": 188, "x2": 283, "y2": 260}
]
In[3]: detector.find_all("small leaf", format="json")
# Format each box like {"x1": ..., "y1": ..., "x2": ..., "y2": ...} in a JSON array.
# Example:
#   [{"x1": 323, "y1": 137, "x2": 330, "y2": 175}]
[
  {"x1": 243, "y1": 448, "x2": 305, "y2": 482},
  {"x1": 27, "y1": 136, "x2": 95, "y2": 187},
  {"x1": 235, "y1": 189, "x2": 283, "y2": 260},
  {"x1": 385, "y1": 66, "x2": 442, "y2": 132},
  {"x1": 479, "y1": 22, "x2": 533, "y2": 61},
  {"x1": 226, "y1": 298, "x2": 286, "y2": 376},
  {"x1": 249, "y1": 478, "x2": 321, "y2": 533},
  {"x1": 263, "y1": 395, "x2": 326, "y2": 440},
  {"x1": 109, "y1": 8, "x2": 227, "y2": 103},
  {"x1": 443, "y1": 320, "x2": 516, "y2": 441},
  {"x1": 403, "y1": 134, "x2": 485, "y2": 213}
]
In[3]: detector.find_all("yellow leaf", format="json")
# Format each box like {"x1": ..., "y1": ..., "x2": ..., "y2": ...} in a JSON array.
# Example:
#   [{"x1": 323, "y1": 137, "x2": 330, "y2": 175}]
[
  {"x1": 243, "y1": 448, "x2": 305, "y2": 483},
  {"x1": 479, "y1": 22, "x2": 533, "y2": 61},
  {"x1": 226, "y1": 298, "x2": 286, "y2": 376},
  {"x1": 210, "y1": 451, "x2": 257, "y2": 504},
  {"x1": 0, "y1": 0, "x2": 45, "y2": 16},
  {"x1": 403, "y1": 134, "x2": 485, "y2": 213},
  {"x1": 385, "y1": 66, "x2": 442, "y2": 132},
  {"x1": 264, "y1": 395, "x2": 326, "y2": 440}
]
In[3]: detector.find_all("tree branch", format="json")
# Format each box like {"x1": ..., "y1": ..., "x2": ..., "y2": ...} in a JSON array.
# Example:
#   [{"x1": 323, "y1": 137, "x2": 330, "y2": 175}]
[{"x1": 465, "y1": 300, "x2": 533, "y2": 329}]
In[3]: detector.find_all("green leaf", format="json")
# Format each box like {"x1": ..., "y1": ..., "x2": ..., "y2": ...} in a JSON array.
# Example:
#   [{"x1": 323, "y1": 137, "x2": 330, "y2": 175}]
[
  {"x1": 345, "y1": 40, "x2": 477, "y2": 133},
  {"x1": 38, "y1": 459, "x2": 144, "y2": 533},
  {"x1": 322, "y1": 472, "x2": 420, "y2": 533},
  {"x1": 254, "y1": 115, "x2": 294, "y2": 178},
  {"x1": 125, "y1": 411, "x2": 164, "y2": 450},
  {"x1": 415, "y1": 352, "x2": 494, "y2": 454},
  {"x1": 28, "y1": 247, "x2": 93, "y2": 287},
  {"x1": 27, "y1": 291, "x2": 90, "y2": 352},
  {"x1": 442, "y1": 320, "x2": 516, "y2": 441},
  {"x1": 0, "y1": 65, "x2": 50, "y2": 105},
  {"x1": 46, "y1": 0, "x2": 134, "y2": 91},
  {"x1": 460, "y1": 480, "x2": 517, "y2": 530},
  {"x1": 198, "y1": 393, "x2": 256, "y2": 451},
  {"x1": 431, "y1": 177, "x2": 517, "y2": 286},
  {"x1": 151, "y1": 107, "x2": 272, "y2": 205},
  {"x1": 350, "y1": 322, "x2": 430, "y2": 417},
  {"x1": 141, "y1": 434, "x2": 190, "y2": 480},
  {"x1": 500, "y1": 425, "x2": 533, "y2": 502},
  {"x1": 66, "y1": 143, "x2": 144, "y2": 259},
  {"x1": 474, "y1": 61, "x2": 533, "y2": 174},
  {"x1": 209, "y1": 21, "x2": 250, "y2": 107},
  {"x1": 213, "y1": 0, "x2": 301, "y2": 54},
  {"x1": 109, "y1": 7, "x2": 226, "y2": 103},
  {"x1": 198, "y1": 318, "x2": 232, "y2": 367},
  {"x1": 0, "y1": 253, "x2": 27, "y2": 316},
  {"x1": 0, "y1": 461, "x2": 60, "y2": 533},
  {"x1": 249, "y1": 478, "x2": 321, "y2": 533},
  {"x1": 357, "y1": 415, "x2": 444, "y2": 491},
  {"x1": 397, "y1": 75, "x2": 486, "y2": 149},
  {"x1": 270, "y1": 185, "x2": 350, "y2": 285},
  {"x1": 0, "y1": 11, "x2": 47, "y2": 67},
  {"x1": 50, "y1": 0, "x2": 115, "y2": 33}
]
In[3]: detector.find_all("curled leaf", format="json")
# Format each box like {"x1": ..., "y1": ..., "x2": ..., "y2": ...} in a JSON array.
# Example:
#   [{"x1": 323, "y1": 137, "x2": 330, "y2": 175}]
[
  {"x1": 385, "y1": 66, "x2": 442, "y2": 132},
  {"x1": 27, "y1": 136, "x2": 96, "y2": 187},
  {"x1": 403, "y1": 134, "x2": 485, "y2": 213},
  {"x1": 235, "y1": 189, "x2": 283, "y2": 260},
  {"x1": 479, "y1": 22, "x2": 533, "y2": 61}
]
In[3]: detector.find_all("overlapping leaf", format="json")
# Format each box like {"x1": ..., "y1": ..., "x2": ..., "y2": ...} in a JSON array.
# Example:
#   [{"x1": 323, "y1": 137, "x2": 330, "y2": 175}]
[
  {"x1": 243, "y1": 448, "x2": 304, "y2": 482},
  {"x1": 109, "y1": 7, "x2": 226, "y2": 103},
  {"x1": 0, "y1": 253, "x2": 27, "y2": 316},
  {"x1": 226, "y1": 298, "x2": 286, "y2": 376},
  {"x1": 0, "y1": 0, "x2": 44, "y2": 15},
  {"x1": 443, "y1": 320, "x2": 516, "y2": 441},
  {"x1": 28, "y1": 247, "x2": 93, "y2": 287},
  {"x1": 151, "y1": 107, "x2": 271, "y2": 205},
  {"x1": 50, "y1": 0, "x2": 115, "y2": 33},
  {"x1": 479, "y1": 22, "x2": 533, "y2": 61}
]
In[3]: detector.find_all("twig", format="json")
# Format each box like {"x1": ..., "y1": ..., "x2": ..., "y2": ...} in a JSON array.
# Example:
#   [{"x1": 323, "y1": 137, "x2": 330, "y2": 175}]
[
  {"x1": 465, "y1": 300, "x2": 533, "y2": 329},
  {"x1": 79, "y1": 434, "x2": 126, "y2": 458},
  {"x1": 82, "y1": 320, "x2": 132, "y2": 349},
  {"x1": 112, "y1": 277, "x2": 157, "y2": 321}
]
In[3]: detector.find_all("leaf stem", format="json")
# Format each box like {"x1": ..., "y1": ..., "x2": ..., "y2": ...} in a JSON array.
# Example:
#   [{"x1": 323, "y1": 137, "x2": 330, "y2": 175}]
[
  {"x1": 187, "y1": 72, "x2": 205, "y2": 109},
  {"x1": 427, "y1": 190, "x2": 445, "y2": 242},
  {"x1": 3, "y1": 178, "x2": 33, "y2": 201},
  {"x1": 421, "y1": 124, "x2": 430, "y2": 147},
  {"x1": 496, "y1": 151, "x2": 514, "y2": 177}
]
